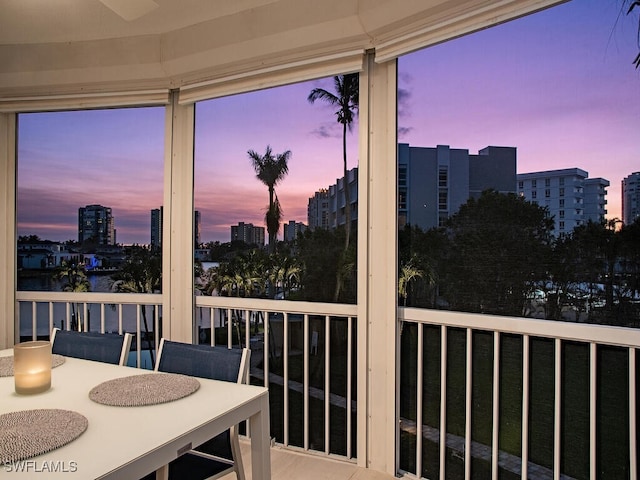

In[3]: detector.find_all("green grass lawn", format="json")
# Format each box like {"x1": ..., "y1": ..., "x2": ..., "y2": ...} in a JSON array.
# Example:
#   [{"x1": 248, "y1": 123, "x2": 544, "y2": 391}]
[{"x1": 399, "y1": 324, "x2": 633, "y2": 479}]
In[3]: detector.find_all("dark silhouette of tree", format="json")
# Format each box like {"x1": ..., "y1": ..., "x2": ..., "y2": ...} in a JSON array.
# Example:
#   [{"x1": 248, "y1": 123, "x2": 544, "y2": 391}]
[
  {"x1": 546, "y1": 233, "x2": 582, "y2": 320},
  {"x1": 110, "y1": 247, "x2": 161, "y2": 364},
  {"x1": 296, "y1": 228, "x2": 352, "y2": 303},
  {"x1": 439, "y1": 190, "x2": 554, "y2": 316},
  {"x1": 248, "y1": 146, "x2": 291, "y2": 253},
  {"x1": 620, "y1": 218, "x2": 640, "y2": 301},
  {"x1": 398, "y1": 225, "x2": 444, "y2": 308}
]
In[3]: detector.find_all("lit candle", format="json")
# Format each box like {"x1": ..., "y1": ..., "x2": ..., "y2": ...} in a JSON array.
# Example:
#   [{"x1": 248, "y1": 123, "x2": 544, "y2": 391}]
[{"x1": 14, "y1": 341, "x2": 52, "y2": 395}]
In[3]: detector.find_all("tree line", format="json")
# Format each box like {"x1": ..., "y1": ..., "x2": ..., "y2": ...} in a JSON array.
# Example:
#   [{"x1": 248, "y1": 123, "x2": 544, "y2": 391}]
[{"x1": 399, "y1": 190, "x2": 640, "y2": 326}]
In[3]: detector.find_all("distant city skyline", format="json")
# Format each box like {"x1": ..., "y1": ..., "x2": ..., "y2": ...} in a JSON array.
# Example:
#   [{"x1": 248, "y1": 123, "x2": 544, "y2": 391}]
[{"x1": 17, "y1": 0, "x2": 640, "y2": 244}]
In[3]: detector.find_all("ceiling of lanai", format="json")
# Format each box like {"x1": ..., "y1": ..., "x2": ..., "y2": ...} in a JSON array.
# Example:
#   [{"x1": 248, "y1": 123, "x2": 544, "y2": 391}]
[{"x1": 0, "y1": 0, "x2": 564, "y2": 99}]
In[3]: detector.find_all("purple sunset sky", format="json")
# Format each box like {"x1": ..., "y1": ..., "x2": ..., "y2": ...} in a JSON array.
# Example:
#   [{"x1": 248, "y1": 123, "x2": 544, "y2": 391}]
[{"x1": 17, "y1": 0, "x2": 640, "y2": 245}]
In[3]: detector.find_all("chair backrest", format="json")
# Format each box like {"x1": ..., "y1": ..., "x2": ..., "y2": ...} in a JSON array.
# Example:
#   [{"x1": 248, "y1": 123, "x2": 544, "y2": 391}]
[
  {"x1": 50, "y1": 327, "x2": 132, "y2": 366},
  {"x1": 154, "y1": 339, "x2": 250, "y2": 385}
]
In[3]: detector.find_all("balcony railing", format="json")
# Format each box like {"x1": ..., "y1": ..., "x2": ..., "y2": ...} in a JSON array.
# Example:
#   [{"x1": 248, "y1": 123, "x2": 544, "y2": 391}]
[
  {"x1": 17, "y1": 291, "x2": 162, "y2": 369},
  {"x1": 194, "y1": 295, "x2": 358, "y2": 460},
  {"x1": 15, "y1": 291, "x2": 640, "y2": 479},
  {"x1": 398, "y1": 307, "x2": 640, "y2": 480}
]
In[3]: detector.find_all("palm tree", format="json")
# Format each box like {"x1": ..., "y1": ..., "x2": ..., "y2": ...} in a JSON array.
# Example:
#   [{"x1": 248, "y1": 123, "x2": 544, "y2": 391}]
[
  {"x1": 307, "y1": 73, "x2": 359, "y2": 248},
  {"x1": 54, "y1": 259, "x2": 91, "y2": 331},
  {"x1": 110, "y1": 247, "x2": 161, "y2": 365},
  {"x1": 248, "y1": 146, "x2": 291, "y2": 253},
  {"x1": 398, "y1": 258, "x2": 424, "y2": 307},
  {"x1": 269, "y1": 253, "x2": 302, "y2": 299},
  {"x1": 625, "y1": 1, "x2": 640, "y2": 68}
]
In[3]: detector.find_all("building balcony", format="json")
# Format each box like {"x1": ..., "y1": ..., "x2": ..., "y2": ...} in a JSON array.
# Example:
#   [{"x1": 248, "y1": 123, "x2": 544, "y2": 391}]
[
  {"x1": 1, "y1": 1, "x2": 633, "y2": 478},
  {"x1": 16, "y1": 291, "x2": 640, "y2": 479}
]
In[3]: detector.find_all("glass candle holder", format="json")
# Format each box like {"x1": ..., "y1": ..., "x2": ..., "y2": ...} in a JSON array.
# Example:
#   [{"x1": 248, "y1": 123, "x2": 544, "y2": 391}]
[{"x1": 14, "y1": 341, "x2": 52, "y2": 395}]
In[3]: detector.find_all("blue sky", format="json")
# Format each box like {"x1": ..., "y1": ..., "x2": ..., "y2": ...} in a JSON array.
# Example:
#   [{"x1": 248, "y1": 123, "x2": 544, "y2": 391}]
[{"x1": 17, "y1": 0, "x2": 640, "y2": 244}]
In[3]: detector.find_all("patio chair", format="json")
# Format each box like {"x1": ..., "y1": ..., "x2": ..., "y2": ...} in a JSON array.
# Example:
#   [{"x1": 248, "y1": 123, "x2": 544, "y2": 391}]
[
  {"x1": 50, "y1": 327, "x2": 132, "y2": 366},
  {"x1": 152, "y1": 339, "x2": 250, "y2": 480}
]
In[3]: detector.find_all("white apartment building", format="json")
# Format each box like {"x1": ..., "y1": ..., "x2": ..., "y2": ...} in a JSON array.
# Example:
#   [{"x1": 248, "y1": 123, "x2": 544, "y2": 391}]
[{"x1": 517, "y1": 168, "x2": 609, "y2": 236}]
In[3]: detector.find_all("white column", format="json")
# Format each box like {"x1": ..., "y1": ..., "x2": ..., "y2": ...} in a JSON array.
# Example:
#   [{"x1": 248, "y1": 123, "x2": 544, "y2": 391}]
[
  {"x1": 163, "y1": 92, "x2": 195, "y2": 343},
  {"x1": 357, "y1": 52, "x2": 398, "y2": 474},
  {"x1": 0, "y1": 113, "x2": 17, "y2": 348}
]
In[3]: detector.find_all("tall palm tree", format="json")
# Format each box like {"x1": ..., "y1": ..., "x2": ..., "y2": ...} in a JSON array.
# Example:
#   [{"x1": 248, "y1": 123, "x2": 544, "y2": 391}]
[
  {"x1": 248, "y1": 146, "x2": 291, "y2": 253},
  {"x1": 307, "y1": 73, "x2": 359, "y2": 248},
  {"x1": 54, "y1": 259, "x2": 91, "y2": 331}
]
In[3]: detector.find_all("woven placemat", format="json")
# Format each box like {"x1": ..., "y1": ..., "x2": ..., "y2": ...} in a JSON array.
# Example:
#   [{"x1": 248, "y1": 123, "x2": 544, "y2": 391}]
[
  {"x1": 0, "y1": 409, "x2": 88, "y2": 464},
  {"x1": 0, "y1": 354, "x2": 65, "y2": 377},
  {"x1": 89, "y1": 373, "x2": 200, "y2": 407}
]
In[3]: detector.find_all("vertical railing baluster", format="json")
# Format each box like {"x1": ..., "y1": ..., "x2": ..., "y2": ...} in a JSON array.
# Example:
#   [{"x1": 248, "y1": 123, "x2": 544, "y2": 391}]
[
  {"x1": 440, "y1": 325, "x2": 448, "y2": 480},
  {"x1": 630, "y1": 347, "x2": 637, "y2": 480},
  {"x1": 31, "y1": 301, "x2": 37, "y2": 340},
  {"x1": 210, "y1": 307, "x2": 215, "y2": 346},
  {"x1": 118, "y1": 304, "x2": 123, "y2": 334},
  {"x1": 325, "y1": 314, "x2": 330, "y2": 455},
  {"x1": 416, "y1": 323, "x2": 424, "y2": 478},
  {"x1": 82, "y1": 302, "x2": 88, "y2": 332},
  {"x1": 284, "y1": 312, "x2": 289, "y2": 447},
  {"x1": 492, "y1": 331, "x2": 500, "y2": 480},
  {"x1": 65, "y1": 302, "x2": 71, "y2": 331},
  {"x1": 589, "y1": 342, "x2": 596, "y2": 480},
  {"x1": 304, "y1": 313, "x2": 310, "y2": 451},
  {"x1": 263, "y1": 310, "x2": 269, "y2": 389},
  {"x1": 465, "y1": 328, "x2": 472, "y2": 480},
  {"x1": 554, "y1": 338, "x2": 561, "y2": 480},
  {"x1": 346, "y1": 315, "x2": 353, "y2": 460},
  {"x1": 154, "y1": 304, "x2": 160, "y2": 367},
  {"x1": 522, "y1": 334, "x2": 530, "y2": 480},
  {"x1": 100, "y1": 303, "x2": 106, "y2": 333},
  {"x1": 48, "y1": 301, "x2": 54, "y2": 336},
  {"x1": 245, "y1": 309, "x2": 250, "y2": 349},
  {"x1": 136, "y1": 304, "x2": 141, "y2": 368},
  {"x1": 227, "y1": 308, "x2": 232, "y2": 348}
]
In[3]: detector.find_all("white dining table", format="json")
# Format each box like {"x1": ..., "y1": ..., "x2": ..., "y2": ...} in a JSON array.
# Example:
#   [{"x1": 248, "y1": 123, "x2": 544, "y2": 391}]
[{"x1": 0, "y1": 348, "x2": 271, "y2": 479}]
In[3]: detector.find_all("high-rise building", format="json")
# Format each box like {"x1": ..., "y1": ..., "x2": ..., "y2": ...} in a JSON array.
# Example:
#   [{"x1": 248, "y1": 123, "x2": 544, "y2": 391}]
[
  {"x1": 310, "y1": 144, "x2": 517, "y2": 233},
  {"x1": 78, "y1": 204, "x2": 115, "y2": 245},
  {"x1": 230, "y1": 222, "x2": 265, "y2": 246},
  {"x1": 151, "y1": 207, "x2": 163, "y2": 248},
  {"x1": 517, "y1": 168, "x2": 609, "y2": 236},
  {"x1": 399, "y1": 144, "x2": 516, "y2": 230},
  {"x1": 328, "y1": 167, "x2": 359, "y2": 231},
  {"x1": 151, "y1": 207, "x2": 200, "y2": 248},
  {"x1": 283, "y1": 221, "x2": 307, "y2": 242},
  {"x1": 622, "y1": 172, "x2": 640, "y2": 225},
  {"x1": 307, "y1": 189, "x2": 330, "y2": 230}
]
